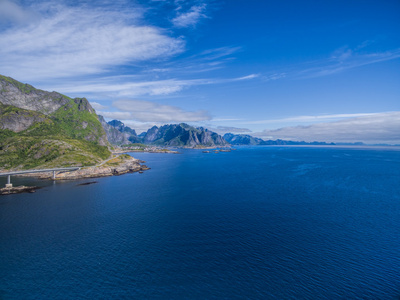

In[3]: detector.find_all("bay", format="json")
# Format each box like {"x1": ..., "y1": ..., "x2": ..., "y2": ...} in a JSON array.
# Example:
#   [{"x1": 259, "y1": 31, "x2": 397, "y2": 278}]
[{"x1": 1, "y1": 146, "x2": 400, "y2": 299}]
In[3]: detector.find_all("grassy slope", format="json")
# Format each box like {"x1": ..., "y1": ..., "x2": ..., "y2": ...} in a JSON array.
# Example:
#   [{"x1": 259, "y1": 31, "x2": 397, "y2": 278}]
[{"x1": 0, "y1": 91, "x2": 110, "y2": 171}]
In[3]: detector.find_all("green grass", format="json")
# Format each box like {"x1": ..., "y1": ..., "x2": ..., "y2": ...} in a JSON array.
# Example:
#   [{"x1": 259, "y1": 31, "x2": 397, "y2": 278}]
[
  {"x1": 0, "y1": 102, "x2": 111, "y2": 170},
  {"x1": 0, "y1": 135, "x2": 109, "y2": 170},
  {"x1": 0, "y1": 76, "x2": 111, "y2": 170},
  {"x1": 103, "y1": 154, "x2": 131, "y2": 167}
]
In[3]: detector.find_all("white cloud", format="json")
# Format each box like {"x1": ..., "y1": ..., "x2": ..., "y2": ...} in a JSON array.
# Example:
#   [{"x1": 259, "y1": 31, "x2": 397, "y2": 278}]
[
  {"x1": 46, "y1": 74, "x2": 259, "y2": 99},
  {"x1": 52, "y1": 78, "x2": 204, "y2": 98},
  {"x1": 98, "y1": 111, "x2": 132, "y2": 120},
  {"x1": 172, "y1": 4, "x2": 207, "y2": 28},
  {"x1": 297, "y1": 48, "x2": 400, "y2": 79},
  {"x1": 0, "y1": 0, "x2": 37, "y2": 24},
  {"x1": 255, "y1": 111, "x2": 400, "y2": 144},
  {"x1": 0, "y1": 1, "x2": 184, "y2": 80},
  {"x1": 246, "y1": 113, "x2": 380, "y2": 125},
  {"x1": 90, "y1": 102, "x2": 108, "y2": 110},
  {"x1": 213, "y1": 126, "x2": 252, "y2": 134},
  {"x1": 200, "y1": 46, "x2": 242, "y2": 60},
  {"x1": 109, "y1": 99, "x2": 211, "y2": 122},
  {"x1": 235, "y1": 74, "x2": 260, "y2": 81}
]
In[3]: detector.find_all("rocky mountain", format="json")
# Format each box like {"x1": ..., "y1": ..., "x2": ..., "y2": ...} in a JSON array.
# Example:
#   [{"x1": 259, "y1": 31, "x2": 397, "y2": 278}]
[
  {"x1": 98, "y1": 115, "x2": 132, "y2": 146},
  {"x1": 223, "y1": 133, "x2": 264, "y2": 145},
  {"x1": 106, "y1": 119, "x2": 141, "y2": 144},
  {"x1": 108, "y1": 120, "x2": 137, "y2": 136},
  {"x1": 0, "y1": 75, "x2": 110, "y2": 170},
  {"x1": 142, "y1": 123, "x2": 229, "y2": 147},
  {"x1": 223, "y1": 133, "x2": 335, "y2": 146}
]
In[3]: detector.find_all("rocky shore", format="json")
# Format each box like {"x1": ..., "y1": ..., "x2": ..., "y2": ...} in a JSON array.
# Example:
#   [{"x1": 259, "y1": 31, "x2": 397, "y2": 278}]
[
  {"x1": 0, "y1": 185, "x2": 40, "y2": 195},
  {"x1": 3, "y1": 154, "x2": 150, "y2": 182},
  {"x1": 46, "y1": 155, "x2": 150, "y2": 180},
  {"x1": 0, "y1": 155, "x2": 149, "y2": 195}
]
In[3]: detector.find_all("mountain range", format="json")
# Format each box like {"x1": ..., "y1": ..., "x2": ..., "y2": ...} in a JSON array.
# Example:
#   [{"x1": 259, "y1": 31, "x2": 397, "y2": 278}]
[
  {"x1": 0, "y1": 75, "x2": 228, "y2": 170},
  {"x1": 102, "y1": 119, "x2": 228, "y2": 148},
  {"x1": 0, "y1": 74, "x2": 345, "y2": 171},
  {"x1": 223, "y1": 133, "x2": 335, "y2": 146}
]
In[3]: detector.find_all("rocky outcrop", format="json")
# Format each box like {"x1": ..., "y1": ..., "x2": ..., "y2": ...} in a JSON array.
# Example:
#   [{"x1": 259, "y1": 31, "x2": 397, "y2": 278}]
[
  {"x1": 0, "y1": 75, "x2": 70, "y2": 115},
  {"x1": 98, "y1": 115, "x2": 132, "y2": 145},
  {"x1": 108, "y1": 119, "x2": 137, "y2": 136},
  {"x1": 74, "y1": 97, "x2": 95, "y2": 114},
  {"x1": 0, "y1": 104, "x2": 49, "y2": 132},
  {"x1": 142, "y1": 123, "x2": 229, "y2": 147},
  {"x1": 107, "y1": 119, "x2": 141, "y2": 144},
  {"x1": 0, "y1": 185, "x2": 40, "y2": 195}
]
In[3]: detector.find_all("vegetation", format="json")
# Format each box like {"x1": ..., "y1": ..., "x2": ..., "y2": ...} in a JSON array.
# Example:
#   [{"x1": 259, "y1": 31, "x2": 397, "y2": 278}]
[
  {"x1": 103, "y1": 154, "x2": 131, "y2": 167},
  {"x1": 0, "y1": 135, "x2": 109, "y2": 170},
  {"x1": 0, "y1": 76, "x2": 111, "y2": 170}
]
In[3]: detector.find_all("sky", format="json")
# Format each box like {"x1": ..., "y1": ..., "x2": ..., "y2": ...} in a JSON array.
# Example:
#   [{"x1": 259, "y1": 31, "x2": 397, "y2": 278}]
[{"x1": 0, "y1": 0, "x2": 399, "y2": 144}]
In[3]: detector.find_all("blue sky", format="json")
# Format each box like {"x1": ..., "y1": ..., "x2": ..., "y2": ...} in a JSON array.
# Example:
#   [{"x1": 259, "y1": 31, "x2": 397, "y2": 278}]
[{"x1": 0, "y1": 0, "x2": 399, "y2": 143}]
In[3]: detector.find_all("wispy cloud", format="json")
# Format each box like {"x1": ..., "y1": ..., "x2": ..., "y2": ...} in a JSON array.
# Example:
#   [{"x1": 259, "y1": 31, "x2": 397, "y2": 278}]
[
  {"x1": 50, "y1": 74, "x2": 260, "y2": 98},
  {"x1": 172, "y1": 3, "x2": 208, "y2": 28},
  {"x1": 100, "y1": 99, "x2": 212, "y2": 122},
  {"x1": 0, "y1": 1, "x2": 184, "y2": 81},
  {"x1": 199, "y1": 46, "x2": 242, "y2": 60},
  {"x1": 213, "y1": 126, "x2": 252, "y2": 134},
  {"x1": 296, "y1": 46, "x2": 400, "y2": 79},
  {"x1": 245, "y1": 113, "x2": 380, "y2": 125},
  {"x1": 235, "y1": 74, "x2": 260, "y2": 81},
  {"x1": 90, "y1": 102, "x2": 109, "y2": 111},
  {"x1": 0, "y1": 0, "x2": 38, "y2": 25},
  {"x1": 255, "y1": 111, "x2": 400, "y2": 144}
]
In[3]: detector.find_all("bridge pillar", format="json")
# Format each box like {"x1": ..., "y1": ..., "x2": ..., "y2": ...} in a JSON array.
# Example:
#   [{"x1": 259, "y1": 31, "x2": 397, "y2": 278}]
[
  {"x1": 52, "y1": 171, "x2": 56, "y2": 180},
  {"x1": 5, "y1": 175, "x2": 12, "y2": 188}
]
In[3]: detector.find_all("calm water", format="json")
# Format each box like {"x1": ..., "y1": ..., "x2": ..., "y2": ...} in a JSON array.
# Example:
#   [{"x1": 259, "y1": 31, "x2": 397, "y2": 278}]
[{"x1": 1, "y1": 146, "x2": 400, "y2": 299}]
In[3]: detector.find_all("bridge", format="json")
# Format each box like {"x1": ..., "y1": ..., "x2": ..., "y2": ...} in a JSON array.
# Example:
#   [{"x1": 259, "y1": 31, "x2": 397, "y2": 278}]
[{"x1": 0, "y1": 167, "x2": 81, "y2": 188}]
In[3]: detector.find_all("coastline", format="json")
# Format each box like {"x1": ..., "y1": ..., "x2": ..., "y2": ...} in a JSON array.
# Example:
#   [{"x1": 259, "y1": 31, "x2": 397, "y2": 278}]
[
  {"x1": 37, "y1": 154, "x2": 150, "y2": 180},
  {"x1": 1, "y1": 154, "x2": 149, "y2": 181}
]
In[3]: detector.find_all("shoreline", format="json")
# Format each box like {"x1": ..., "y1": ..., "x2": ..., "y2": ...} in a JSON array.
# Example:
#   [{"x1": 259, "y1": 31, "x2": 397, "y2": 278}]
[{"x1": 1, "y1": 154, "x2": 149, "y2": 184}]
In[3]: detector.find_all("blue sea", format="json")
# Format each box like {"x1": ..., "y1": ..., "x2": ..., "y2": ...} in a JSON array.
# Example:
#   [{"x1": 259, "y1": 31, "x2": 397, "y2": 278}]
[{"x1": 1, "y1": 146, "x2": 400, "y2": 299}]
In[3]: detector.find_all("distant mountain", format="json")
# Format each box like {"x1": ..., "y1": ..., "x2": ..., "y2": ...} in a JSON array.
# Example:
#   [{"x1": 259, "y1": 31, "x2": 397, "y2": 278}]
[
  {"x1": 223, "y1": 133, "x2": 335, "y2": 146},
  {"x1": 98, "y1": 117, "x2": 141, "y2": 145},
  {"x1": 0, "y1": 75, "x2": 110, "y2": 170},
  {"x1": 142, "y1": 123, "x2": 229, "y2": 147},
  {"x1": 107, "y1": 120, "x2": 141, "y2": 144},
  {"x1": 262, "y1": 139, "x2": 334, "y2": 146},
  {"x1": 98, "y1": 115, "x2": 131, "y2": 146},
  {"x1": 108, "y1": 120, "x2": 137, "y2": 136},
  {"x1": 223, "y1": 133, "x2": 264, "y2": 145}
]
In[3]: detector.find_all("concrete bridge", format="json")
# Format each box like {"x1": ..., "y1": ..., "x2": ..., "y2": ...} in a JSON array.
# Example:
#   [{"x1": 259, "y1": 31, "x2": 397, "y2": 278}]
[{"x1": 0, "y1": 167, "x2": 80, "y2": 188}]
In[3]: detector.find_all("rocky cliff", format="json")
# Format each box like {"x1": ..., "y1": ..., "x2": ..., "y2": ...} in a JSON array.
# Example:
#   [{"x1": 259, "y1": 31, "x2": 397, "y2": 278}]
[
  {"x1": 107, "y1": 119, "x2": 141, "y2": 144},
  {"x1": 142, "y1": 123, "x2": 229, "y2": 147},
  {"x1": 0, "y1": 75, "x2": 110, "y2": 170},
  {"x1": 0, "y1": 75, "x2": 70, "y2": 115},
  {"x1": 98, "y1": 115, "x2": 132, "y2": 146}
]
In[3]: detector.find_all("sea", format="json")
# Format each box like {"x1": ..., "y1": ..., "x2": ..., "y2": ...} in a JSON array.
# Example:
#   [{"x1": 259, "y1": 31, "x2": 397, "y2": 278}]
[{"x1": 1, "y1": 146, "x2": 400, "y2": 299}]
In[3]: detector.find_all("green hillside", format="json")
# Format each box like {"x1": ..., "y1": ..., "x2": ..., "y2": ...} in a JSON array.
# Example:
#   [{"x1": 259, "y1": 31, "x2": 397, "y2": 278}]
[{"x1": 0, "y1": 75, "x2": 110, "y2": 170}]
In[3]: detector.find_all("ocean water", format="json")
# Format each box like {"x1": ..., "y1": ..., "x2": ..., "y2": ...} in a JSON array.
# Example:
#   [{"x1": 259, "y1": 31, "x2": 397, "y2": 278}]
[{"x1": 1, "y1": 146, "x2": 400, "y2": 299}]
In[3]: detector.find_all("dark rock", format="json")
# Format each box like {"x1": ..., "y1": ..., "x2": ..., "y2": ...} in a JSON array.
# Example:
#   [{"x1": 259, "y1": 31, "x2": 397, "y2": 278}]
[
  {"x1": 141, "y1": 123, "x2": 229, "y2": 147},
  {"x1": 77, "y1": 181, "x2": 98, "y2": 186},
  {"x1": 0, "y1": 185, "x2": 40, "y2": 195}
]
